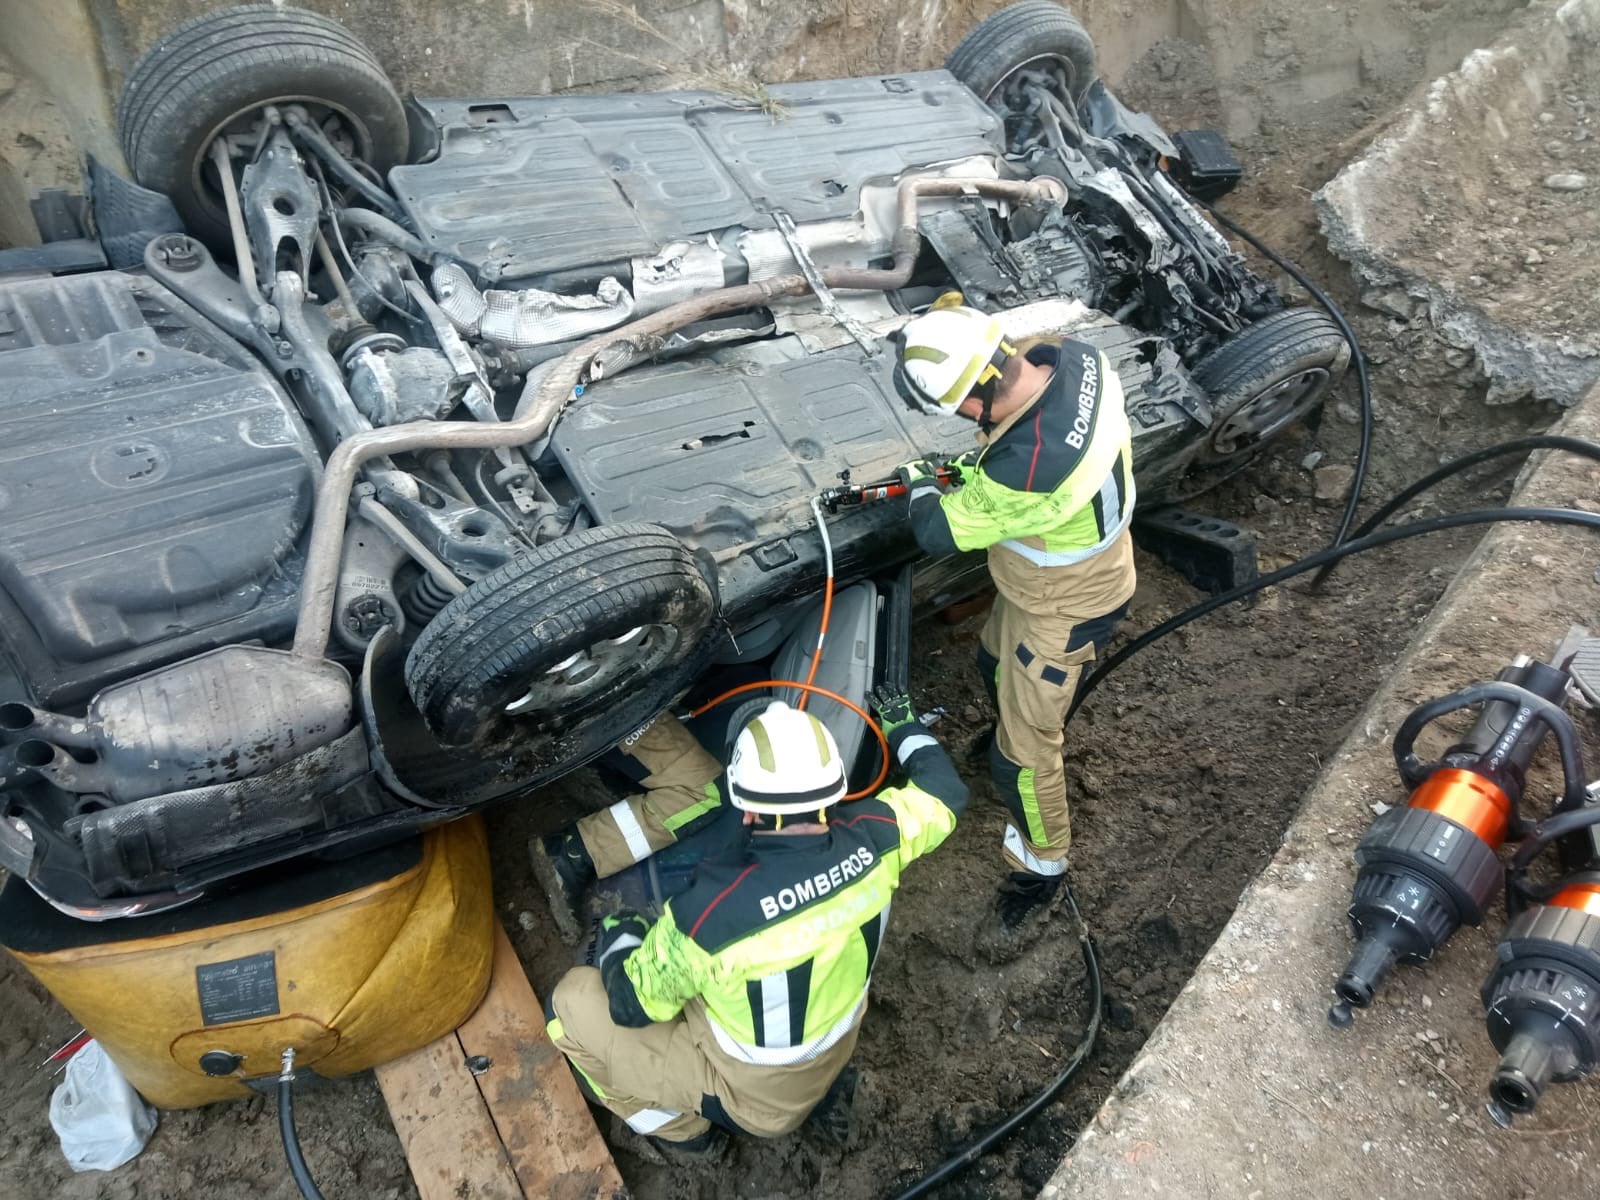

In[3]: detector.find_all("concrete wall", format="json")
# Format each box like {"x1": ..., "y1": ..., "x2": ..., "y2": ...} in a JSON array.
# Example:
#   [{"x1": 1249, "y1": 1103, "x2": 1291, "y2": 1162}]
[{"x1": 0, "y1": 0, "x2": 1529, "y2": 246}]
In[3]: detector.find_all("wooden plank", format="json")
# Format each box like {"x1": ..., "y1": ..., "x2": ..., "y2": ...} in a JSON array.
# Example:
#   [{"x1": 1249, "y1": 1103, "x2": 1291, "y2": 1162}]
[
  {"x1": 457, "y1": 924, "x2": 627, "y2": 1200},
  {"x1": 374, "y1": 1033, "x2": 523, "y2": 1200}
]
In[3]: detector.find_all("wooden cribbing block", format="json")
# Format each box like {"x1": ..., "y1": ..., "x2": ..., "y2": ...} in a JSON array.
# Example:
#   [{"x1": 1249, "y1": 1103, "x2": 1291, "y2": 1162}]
[{"x1": 376, "y1": 923, "x2": 626, "y2": 1199}]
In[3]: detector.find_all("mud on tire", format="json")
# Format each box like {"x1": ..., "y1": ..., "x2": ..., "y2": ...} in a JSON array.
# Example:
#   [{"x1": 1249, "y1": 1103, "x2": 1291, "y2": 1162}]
[{"x1": 405, "y1": 524, "x2": 719, "y2": 751}]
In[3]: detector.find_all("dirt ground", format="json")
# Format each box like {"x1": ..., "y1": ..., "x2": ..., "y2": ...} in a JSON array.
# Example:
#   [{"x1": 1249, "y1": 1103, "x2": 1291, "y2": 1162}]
[{"x1": 0, "y1": 14, "x2": 1580, "y2": 1200}]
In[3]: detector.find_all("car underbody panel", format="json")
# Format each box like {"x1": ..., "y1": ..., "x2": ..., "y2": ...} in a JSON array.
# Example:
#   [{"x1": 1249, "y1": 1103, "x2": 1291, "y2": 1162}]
[
  {"x1": 550, "y1": 314, "x2": 1204, "y2": 563},
  {"x1": 393, "y1": 72, "x2": 1003, "y2": 282},
  {"x1": 0, "y1": 272, "x2": 317, "y2": 707},
  {"x1": 549, "y1": 338, "x2": 970, "y2": 550}
]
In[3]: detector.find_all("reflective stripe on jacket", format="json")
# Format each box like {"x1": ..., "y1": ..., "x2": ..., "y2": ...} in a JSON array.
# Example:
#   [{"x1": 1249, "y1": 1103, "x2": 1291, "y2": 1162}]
[{"x1": 605, "y1": 724, "x2": 968, "y2": 1064}]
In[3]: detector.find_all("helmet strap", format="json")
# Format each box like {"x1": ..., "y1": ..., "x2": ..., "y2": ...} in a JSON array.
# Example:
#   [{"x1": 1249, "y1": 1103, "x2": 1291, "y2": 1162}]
[
  {"x1": 971, "y1": 376, "x2": 998, "y2": 430},
  {"x1": 969, "y1": 341, "x2": 1014, "y2": 431},
  {"x1": 745, "y1": 807, "x2": 833, "y2": 831}
]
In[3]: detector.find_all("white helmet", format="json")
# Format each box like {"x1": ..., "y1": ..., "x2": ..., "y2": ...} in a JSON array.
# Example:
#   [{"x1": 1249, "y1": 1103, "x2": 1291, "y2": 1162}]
[
  {"x1": 727, "y1": 701, "x2": 847, "y2": 816},
  {"x1": 895, "y1": 295, "x2": 1018, "y2": 414}
]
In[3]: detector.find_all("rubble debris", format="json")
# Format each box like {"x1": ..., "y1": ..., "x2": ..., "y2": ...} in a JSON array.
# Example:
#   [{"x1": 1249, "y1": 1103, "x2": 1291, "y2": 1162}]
[{"x1": 1317, "y1": 0, "x2": 1600, "y2": 407}]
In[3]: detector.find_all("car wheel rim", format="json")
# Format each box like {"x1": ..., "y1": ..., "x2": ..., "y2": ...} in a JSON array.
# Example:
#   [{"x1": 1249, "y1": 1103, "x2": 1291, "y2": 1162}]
[
  {"x1": 1209, "y1": 367, "x2": 1329, "y2": 458},
  {"x1": 190, "y1": 99, "x2": 373, "y2": 227},
  {"x1": 986, "y1": 54, "x2": 1083, "y2": 107},
  {"x1": 503, "y1": 624, "x2": 681, "y2": 719}
]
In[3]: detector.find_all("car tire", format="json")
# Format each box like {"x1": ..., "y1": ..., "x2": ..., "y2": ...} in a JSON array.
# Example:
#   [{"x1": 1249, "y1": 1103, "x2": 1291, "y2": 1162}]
[
  {"x1": 1141, "y1": 307, "x2": 1349, "y2": 505},
  {"x1": 946, "y1": 1, "x2": 1099, "y2": 107},
  {"x1": 405, "y1": 525, "x2": 720, "y2": 751},
  {"x1": 1192, "y1": 307, "x2": 1350, "y2": 465},
  {"x1": 116, "y1": 4, "x2": 408, "y2": 246}
]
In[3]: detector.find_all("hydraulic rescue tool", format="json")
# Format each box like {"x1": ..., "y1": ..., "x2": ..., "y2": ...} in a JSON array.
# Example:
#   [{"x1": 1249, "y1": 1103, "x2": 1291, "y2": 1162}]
[
  {"x1": 1477, "y1": 781, "x2": 1600, "y2": 1126},
  {"x1": 1329, "y1": 656, "x2": 1585, "y2": 1028},
  {"x1": 818, "y1": 465, "x2": 962, "y2": 512},
  {"x1": 1480, "y1": 870, "x2": 1600, "y2": 1126}
]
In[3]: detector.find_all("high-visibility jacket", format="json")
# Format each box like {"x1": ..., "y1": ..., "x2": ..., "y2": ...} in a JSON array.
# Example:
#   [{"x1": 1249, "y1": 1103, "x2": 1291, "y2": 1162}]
[
  {"x1": 602, "y1": 722, "x2": 968, "y2": 1065},
  {"x1": 908, "y1": 338, "x2": 1136, "y2": 566}
]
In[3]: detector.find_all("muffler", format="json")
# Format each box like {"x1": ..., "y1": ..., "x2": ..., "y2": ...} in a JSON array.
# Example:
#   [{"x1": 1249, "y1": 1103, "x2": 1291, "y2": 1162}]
[{"x1": 3, "y1": 646, "x2": 353, "y2": 803}]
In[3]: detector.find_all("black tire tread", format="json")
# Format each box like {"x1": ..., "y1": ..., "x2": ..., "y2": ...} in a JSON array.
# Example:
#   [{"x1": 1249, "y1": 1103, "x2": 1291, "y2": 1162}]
[
  {"x1": 406, "y1": 525, "x2": 715, "y2": 748},
  {"x1": 118, "y1": 8, "x2": 380, "y2": 150},
  {"x1": 115, "y1": 5, "x2": 404, "y2": 239},
  {"x1": 945, "y1": 1, "x2": 1098, "y2": 102},
  {"x1": 1192, "y1": 307, "x2": 1348, "y2": 398}
]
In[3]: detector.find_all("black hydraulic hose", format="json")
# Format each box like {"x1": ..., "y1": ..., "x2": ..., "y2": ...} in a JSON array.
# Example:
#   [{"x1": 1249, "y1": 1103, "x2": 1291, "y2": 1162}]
[
  {"x1": 1070, "y1": 507, "x2": 1600, "y2": 719},
  {"x1": 1191, "y1": 196, "x2": 1373, "y2": 548},
  {"x1": 278, "y1": 1051, "x2": 325, "y2": 1200},
  {"x1": 891, "y1": 883, "x2": 1102, "y2": 1200},
  {"x1": 1505, "y1": 803, "x2": 1600, "y2": 915},
  {"x1": 1510, "y1": 806, "x2": 1600, "y2": 874},
  {"x1": 1310, "y1": 436, "x2": 1600, "y2": 588}
]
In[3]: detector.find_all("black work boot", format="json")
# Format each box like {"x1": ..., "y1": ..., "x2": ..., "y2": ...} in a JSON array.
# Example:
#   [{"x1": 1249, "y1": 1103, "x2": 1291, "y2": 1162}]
[
  {"x1": 530, "y1": 829, "x2": 596, "y2": 944},
  {"x1": 976, "y1": 872, "x2": 1063, "y2": 964},
  {"x1": 648, "y1": 1125, "x2": 729, "y2": 1166},
  {"x1": 804, "y1": 1065, "x2": 860, "y2": 1145}
]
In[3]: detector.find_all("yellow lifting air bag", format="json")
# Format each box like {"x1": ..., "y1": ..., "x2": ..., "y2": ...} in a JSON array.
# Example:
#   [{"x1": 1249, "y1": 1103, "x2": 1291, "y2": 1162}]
[{"x1": 5, "y1": 816, "x2": 493, "y2": 1109}]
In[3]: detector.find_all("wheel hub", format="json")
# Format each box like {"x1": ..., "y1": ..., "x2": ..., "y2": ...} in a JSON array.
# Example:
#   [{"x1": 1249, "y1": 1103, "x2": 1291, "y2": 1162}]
[
  {"x1": 988, "y1": 55, "x2": 1082, "y2": 107},
  {"x1": 1209, "y1": 367, "x2": 1329, "y2": 458},
  {"x1": 192, "y1": 99, "x2": 370, "y2": 228},
  {"x1": 503, "y1": 624, "x2": 679, "y2": 718}
]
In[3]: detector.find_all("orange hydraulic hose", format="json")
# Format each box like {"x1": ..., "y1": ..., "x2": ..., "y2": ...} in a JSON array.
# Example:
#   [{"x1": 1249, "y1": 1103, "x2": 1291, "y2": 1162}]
[
  {"x1": 689, "y1": 680, "x2": 890, "y2": 801},
  {"x1": 797, "y1": 581, "x2": 832, "y2": 712}
]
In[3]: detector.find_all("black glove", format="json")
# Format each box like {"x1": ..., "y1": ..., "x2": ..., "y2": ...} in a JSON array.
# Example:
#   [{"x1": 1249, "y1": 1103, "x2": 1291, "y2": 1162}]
[
  {"x1": 595, "y1": 910, "x2": 654, "y2": 1027},
  {"x1": 870, "y1": 684, "x2": 918, "y2": 738},
  {"x1": 895, "y1": 457, "x2": 958, "y2": 499},
  {"x1": 596, "y1": 910, "x2": 649, "y2": 972},
  {"x1": 894, "y1": 457, "x2": 939, "y2": 489}
]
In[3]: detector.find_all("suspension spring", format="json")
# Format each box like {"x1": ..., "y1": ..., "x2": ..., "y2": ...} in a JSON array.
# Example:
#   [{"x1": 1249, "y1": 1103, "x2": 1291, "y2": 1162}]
[{"x1": 402, "y1": 571, "x2": 458, "y2": 624}]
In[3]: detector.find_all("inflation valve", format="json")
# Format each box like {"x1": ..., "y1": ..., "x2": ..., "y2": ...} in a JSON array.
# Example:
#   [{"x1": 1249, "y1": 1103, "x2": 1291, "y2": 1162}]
[{"x1": 1329, "y1": 656, "x2": 1583, "y2": 1027}]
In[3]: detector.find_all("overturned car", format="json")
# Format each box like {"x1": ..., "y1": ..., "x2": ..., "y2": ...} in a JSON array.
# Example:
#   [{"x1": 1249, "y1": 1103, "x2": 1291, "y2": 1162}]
[{"x1": 0, "y1": 2, "x2": 1348, "y2": 916}]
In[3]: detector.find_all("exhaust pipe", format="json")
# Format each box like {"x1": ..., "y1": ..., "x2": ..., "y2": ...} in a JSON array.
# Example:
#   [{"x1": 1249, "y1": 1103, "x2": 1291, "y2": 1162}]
[
  {"x1": 0, "y1": 702, "x2": 96, "y2": 749},
  {"x1": 289, "y1": 175, "x2": 1069, "y2": 659},
  {"x1": 13, "y1": 740, "x2": 118, "y2": 795}
]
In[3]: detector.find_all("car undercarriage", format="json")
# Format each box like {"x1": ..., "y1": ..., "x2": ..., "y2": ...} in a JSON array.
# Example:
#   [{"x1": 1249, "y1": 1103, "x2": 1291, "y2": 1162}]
[{"x1": 0, "y1": 2, "x2": 1349, "y2": 916}]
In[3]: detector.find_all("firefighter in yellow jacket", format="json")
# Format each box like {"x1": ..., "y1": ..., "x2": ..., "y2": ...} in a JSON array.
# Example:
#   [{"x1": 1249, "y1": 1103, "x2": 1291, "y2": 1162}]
[
  {"x1": 892, "y1": 298, "x2": 1137, "y2": 951},
  {"x1": 545, "y1": 688, "x2": 968, "y2": 1157}
]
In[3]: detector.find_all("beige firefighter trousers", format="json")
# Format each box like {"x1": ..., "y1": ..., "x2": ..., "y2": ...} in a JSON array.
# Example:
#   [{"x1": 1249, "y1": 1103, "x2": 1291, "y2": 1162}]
[
  {"x1": 575, "y1": 715, "x2": 724, "y2": 878},
  {"x1": 978, "y1": 528, "x2": 1137, "y2": 875},
  {"x1": 547, "y1": 966, "x2": 858, "y2": 1142}
]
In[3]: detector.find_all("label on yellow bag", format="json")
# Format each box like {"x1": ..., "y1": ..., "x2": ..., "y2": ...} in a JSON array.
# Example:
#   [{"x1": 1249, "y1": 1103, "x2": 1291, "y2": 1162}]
[{"x1": 195, "y1": 952, "x2": 279, "y2": 1025}]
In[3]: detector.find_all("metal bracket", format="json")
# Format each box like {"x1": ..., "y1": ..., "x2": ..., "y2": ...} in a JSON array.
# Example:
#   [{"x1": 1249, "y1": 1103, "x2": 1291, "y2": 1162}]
[
  {"x1": 240, "y1": 121, "x2": 322, "y2": 293},
  {"x1": 772, "y1": 210, "x2": 879, "y2": 356},
  {"x1": 403, "y1": 278, "x2": 520, "y2": 470}
]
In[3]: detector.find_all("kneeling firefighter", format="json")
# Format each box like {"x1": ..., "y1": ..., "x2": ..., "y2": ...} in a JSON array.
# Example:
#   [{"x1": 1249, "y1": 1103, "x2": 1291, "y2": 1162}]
[
  {"x1": 534, "y1": 711, "x2": 727, "y2": 940},
  {"x1": 545, "y1": 689, "x2": 968, "y2": 1156},
  {"x1": 892, "y1": 297, "x2": 1137, "y2": 949}
]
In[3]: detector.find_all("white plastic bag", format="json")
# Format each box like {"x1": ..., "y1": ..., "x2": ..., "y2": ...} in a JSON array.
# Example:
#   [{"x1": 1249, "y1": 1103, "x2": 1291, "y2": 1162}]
[{"x1": 49, "y1": 1039, "x2": 158, "y2": 1171}]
